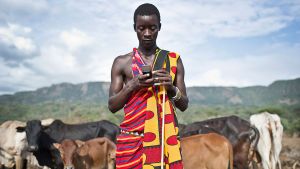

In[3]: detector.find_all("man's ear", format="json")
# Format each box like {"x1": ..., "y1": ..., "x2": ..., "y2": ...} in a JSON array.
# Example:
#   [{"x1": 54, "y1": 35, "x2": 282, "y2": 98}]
[{"x1": 133, "y1": 24, "x2": 136, "y2": 32}]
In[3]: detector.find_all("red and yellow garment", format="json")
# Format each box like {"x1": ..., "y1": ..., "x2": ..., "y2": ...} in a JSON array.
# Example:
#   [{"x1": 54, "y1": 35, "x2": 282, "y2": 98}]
[{"x1": 116, "y1": 48, "x2": 183, "y2": 169}]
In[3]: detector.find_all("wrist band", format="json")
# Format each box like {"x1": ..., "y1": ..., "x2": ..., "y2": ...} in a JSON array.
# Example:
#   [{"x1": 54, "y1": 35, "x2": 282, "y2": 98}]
[{"x1": 171, "y1": 86, "x2": 182, "y2": 102}]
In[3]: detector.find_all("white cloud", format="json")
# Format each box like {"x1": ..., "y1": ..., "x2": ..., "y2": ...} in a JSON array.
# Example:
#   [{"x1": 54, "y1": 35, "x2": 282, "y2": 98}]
[
  {"x1": 200, "y1": 69, "x2": 233, "y2": 86},
  {"x1": 26, "y1": 27, "x2": 112, "y2": 87},
  {"x1": 186, "y1": 42, "x2": 300, "y2": 87},
  {"x1": 0, "y1": 23, "x2": 36, "y2": 54},
  {"x1": 0, "y1": 0, "x2": 48, "y2": 13},
  {"x1": 30, "y1": 46, "x2": 76, "y2": 75},
  {"x1": 60, "y1": 28, "x2": 93, "y2": 51},
  {"x1": 0, "y1": 58, "x2": 45, "y2": 94},
  {"x1": 0, "y1": 0, "x2": 299, "y2": 94},
  {"x1": 159, "y1": 0, "x2": 293, "y2": 39}
]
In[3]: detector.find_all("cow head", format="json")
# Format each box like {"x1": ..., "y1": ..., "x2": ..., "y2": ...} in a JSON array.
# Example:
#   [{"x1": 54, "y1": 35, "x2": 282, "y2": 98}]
[
  {"x1": 75, "y1": 140, "x2": 89, "y2": 157},
  {"x1": 16, "y1": 120, "x2": 44, "y2": 152},
  {"x1": 54, "y1": 139, "x2": 79, "y2": 169},
  {"x1": 107, "y1": 142, "x2": 116, "y2": 169},
  {"x1": 235, "y1": 126, "x2": 260, "y2": 169}
]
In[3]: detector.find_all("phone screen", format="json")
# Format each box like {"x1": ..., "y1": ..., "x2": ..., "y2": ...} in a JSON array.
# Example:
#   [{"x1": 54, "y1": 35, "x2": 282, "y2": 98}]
[{"x1": 141, "y1": 65, "x2": 152, "y2": 78}]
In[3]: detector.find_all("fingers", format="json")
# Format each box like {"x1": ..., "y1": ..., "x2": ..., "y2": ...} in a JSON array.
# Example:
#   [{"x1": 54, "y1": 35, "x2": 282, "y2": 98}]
[
  {"x1": 138, "y1": 73, "x2": 151, "y2": 80},
  {"x1": 154, "y1": 77, "x2": 170, "y2": 82},
  {"x1": 137, "y1": 74, "x2": 154, "y2": 86},
  {"x1": 152, "y1": 69, "x2": 168, "y2": 75},
  {"x1": 135, "y1": 69, "x2": 171, "y2": 88},
  {"x1": 154, "y1": 81, "x2": 172, "y2": 86},
  {"x1": 152, "y1": 70, "x2": 173, "y2": 89},
  {"x1": 141, "y1": 78, "x2": 154, "y2": 84},
  {"x1": 152, "y1": 70, "x2": 172, "y2": 83}
]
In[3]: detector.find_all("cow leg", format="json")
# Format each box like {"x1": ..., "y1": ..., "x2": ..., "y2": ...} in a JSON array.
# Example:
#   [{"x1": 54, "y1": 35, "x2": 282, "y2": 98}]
[
  {"x1": 277, "y1": 160, "x2": 282, "y2": 169},
  {"x1": 49, "y1": 148, "x2": 63, "y2": 169},
  {"x1": 107, "y1": 160, "x2": 116, "y2": 169},
  {"x1": 249, "y1": 161, "x2": 260, "y2": 169},
  {"x1": 14, "y1": 156, "x2": 24, "y2": 169}
]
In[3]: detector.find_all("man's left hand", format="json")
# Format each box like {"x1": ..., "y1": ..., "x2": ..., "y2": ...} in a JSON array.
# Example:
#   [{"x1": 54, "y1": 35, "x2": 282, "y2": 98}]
[{"x1": 152, "y1": 69, "x2": 176, "y2": 94}]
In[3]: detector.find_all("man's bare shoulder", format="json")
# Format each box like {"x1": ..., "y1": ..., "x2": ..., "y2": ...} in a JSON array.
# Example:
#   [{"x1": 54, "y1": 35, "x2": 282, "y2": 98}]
[{"x1": 114, "y1": 52, "x2": 132, "y2": 64}]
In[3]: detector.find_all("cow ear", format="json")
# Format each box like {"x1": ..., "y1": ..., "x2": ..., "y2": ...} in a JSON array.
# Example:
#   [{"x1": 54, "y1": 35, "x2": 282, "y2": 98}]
[
  {"x1": 42, "y1": 125, "x2": 49, "y2": 130},
  {"x1": 16, "y1": 126, "x2": 25, "y2": 132},
  {"x1": 75, "y1": 140, "x2": 85, "y2": 148},
  {"x1": 77, "y1": 144, "x2": 89, "y2": 156},
  {"x1": 53, "y1": 143, "x2": 61, "y2": 150},
  {"x1": 109, "y1": 150, "x2": 116, "y2": 159}
]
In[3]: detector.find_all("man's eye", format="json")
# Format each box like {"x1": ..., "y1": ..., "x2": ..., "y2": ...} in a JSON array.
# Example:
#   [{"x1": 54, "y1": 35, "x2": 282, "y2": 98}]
[
  {"x1": 138, "y1": 27, "x2": 144, "y2": 31},
  {"x1": 151, "y1": 26, "x2": 157, "y2": 30}
]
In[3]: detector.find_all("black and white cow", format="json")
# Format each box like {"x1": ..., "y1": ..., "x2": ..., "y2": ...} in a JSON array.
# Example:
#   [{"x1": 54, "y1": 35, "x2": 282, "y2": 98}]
[{"x1": 16, "y1": 119, "x2": 120, "y2": 169}]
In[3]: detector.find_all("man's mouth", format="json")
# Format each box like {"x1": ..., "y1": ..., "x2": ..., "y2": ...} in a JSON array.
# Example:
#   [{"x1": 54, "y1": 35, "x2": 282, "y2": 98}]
[{"x1": 143, "y1": 39, "x2": 153, "y2": 43}]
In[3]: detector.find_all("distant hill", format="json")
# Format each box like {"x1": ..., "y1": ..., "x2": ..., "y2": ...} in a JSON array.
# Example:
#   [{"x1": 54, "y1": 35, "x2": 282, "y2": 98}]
[
  {"x1": 0, "y1": 82, "x2": 110, "y2": 104},
  {"x1": 0, "y1": 78, "x2": 299, "y2": 107},
  {"x1": 0, "y1": 78, "x2": 299, "y2": 133},
  {"x1": 188, "y1": 78, "x2": 300, "y2": 106}
]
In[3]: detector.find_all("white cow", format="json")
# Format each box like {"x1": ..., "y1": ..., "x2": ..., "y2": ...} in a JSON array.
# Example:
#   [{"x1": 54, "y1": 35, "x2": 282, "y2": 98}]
[
  {"x1": 0, "y1": 119, "x2": 54, "y2": 169},
  {"x1": 0, "y1": 120, "x2": 26, "y2": 169},
  {"x1": 250, "y1": 112, "x2": 283, "y2": 169}
]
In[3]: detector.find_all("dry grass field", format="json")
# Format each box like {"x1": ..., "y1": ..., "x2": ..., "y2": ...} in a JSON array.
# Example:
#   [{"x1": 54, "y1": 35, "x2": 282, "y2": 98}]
[{"x1": 281, "y1": 135, "x2": 300, "y2": 169}]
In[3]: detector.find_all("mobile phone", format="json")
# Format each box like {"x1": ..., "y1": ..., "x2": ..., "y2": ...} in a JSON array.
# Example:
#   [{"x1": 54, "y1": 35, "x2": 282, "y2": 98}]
[{"x1": 141, "y1": 65, "x2": 152, "y2": 78}]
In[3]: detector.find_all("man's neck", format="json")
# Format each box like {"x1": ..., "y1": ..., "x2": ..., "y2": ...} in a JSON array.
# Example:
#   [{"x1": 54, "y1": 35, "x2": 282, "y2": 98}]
[{"x1": 138, "y1": 45, "x2": 158, "y2": 58}]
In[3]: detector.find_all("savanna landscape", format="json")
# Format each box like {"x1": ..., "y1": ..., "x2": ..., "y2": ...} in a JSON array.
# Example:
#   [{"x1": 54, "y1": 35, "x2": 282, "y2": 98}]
[{"x1": 0, "y1": 78, "x2": 299, "y2": 168}]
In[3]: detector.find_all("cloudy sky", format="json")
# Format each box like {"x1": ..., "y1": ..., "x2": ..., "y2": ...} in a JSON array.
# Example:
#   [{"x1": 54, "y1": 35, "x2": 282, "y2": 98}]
[{"x1": 0, "y1": 0, "x2": 299, "y2": 94}]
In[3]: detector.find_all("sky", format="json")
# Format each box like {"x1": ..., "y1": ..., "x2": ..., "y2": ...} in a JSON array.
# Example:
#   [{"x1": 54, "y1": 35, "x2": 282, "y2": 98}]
[{"x1": 0, "y1": 0, "x2": 299, "y2": 94}]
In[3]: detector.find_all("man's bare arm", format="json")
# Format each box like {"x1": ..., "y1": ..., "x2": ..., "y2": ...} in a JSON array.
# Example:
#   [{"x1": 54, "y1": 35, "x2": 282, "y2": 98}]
[
  {"x1": 108, "y1": 56, "x2": 154, "y2": 113},
  {"x1": 108, "y1": 57, "x2": 131, "y2": 113},
  {"x1": 173, "y1": 57, "x2": 189, "y2": 111}
]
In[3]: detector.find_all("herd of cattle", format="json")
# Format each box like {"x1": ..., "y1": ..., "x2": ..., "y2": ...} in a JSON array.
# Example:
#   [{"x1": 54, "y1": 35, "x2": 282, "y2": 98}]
[{"x1": 0, "y1": 112, "x2": 283, "y2": 169}]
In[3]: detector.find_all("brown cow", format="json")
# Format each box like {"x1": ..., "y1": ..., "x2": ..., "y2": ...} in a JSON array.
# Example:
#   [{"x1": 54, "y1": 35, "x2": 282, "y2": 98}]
[
  {"x1": 181, "y1": 133, "x2": 233, "y2": 169},
  {"x1": 54, "y1": 137, "x2": 116, "y2": 169},
  {"x1": 181, "y1": 115, "x2": 259, "y2": 169}
]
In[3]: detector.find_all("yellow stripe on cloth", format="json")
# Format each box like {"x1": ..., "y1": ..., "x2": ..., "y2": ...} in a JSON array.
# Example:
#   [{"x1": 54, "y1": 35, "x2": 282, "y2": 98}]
[{"x1": 116, "y1": 156, "x2": 142, "y2": 168}]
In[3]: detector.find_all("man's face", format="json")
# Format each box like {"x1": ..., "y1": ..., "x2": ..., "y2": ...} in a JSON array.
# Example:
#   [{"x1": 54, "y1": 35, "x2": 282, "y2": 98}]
[{"x1": 135, "y1": 14, "x2": 160, "y2": 49}]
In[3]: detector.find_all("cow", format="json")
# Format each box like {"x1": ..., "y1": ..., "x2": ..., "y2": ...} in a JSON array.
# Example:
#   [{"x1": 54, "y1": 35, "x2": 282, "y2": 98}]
[
  {"x1": 16, "y1": 119, "x2": 120, "y2": 169},
  {"x1": 250, "y1": 112, "x2": 283, "y2": 169},
  {"x1": 54, "y1": 138, "x2": 116, "y2": 169},
  {"x1": 0, "y1": 119, "x2": 54, "y2": 169},
  {"x1": 181, "y1": 133, "x2": 233, "y2": 169},
  {"x1": 178, "y1": 123, "x2": 187, "y2": 137},
  {"x1": 0, "y1": 120, "x2": 26, "y2": 169},
  {"x1": 181, "y1": 124, "x2": 221, "y2": 137},
  {"x1": 181, "y1": 115, "x2": 260, "y2": 169}
]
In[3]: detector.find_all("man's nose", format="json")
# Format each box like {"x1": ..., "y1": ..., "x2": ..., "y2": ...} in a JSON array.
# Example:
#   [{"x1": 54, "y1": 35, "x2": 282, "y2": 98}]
[{"x1": 144, "y1": 29, "x2": 151, "y2": 37}]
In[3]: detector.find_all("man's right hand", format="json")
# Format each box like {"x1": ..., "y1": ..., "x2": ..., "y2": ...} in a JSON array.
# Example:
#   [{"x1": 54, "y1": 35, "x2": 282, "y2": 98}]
[{"x1": 127, "y1": 73, "x2": 154, "y2": 92}]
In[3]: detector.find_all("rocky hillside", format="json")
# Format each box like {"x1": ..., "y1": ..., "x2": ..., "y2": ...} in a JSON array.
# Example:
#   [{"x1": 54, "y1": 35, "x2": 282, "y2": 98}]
[
  {"x1": 188, "y1": 78, "x2": 300, "y2": 106},
  {"x1": 0, "y1": 78, "x2": 299, "y2": 107},
  {"x1": 0, "y1": 78, "x2": 299, "y2": 133},
  {"x1": 0, "y1": 82, "x2": 110, "y2": 104}
]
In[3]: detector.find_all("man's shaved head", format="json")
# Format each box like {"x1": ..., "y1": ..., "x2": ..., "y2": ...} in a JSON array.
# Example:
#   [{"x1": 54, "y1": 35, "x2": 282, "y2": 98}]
[{"x1": 134, "y1": 3, "x2": 160, "y2": 25}]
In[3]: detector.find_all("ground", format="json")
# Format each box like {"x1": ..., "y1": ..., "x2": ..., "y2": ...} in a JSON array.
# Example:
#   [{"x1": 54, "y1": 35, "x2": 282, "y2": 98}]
[{"x1": 281, "y1": 135, "x2": 300, "y2": 169}]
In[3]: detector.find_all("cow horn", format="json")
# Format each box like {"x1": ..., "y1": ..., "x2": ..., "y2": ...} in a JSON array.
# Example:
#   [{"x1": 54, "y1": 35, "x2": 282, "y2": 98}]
[
  {"x1": 293, "y1": 161, "x2": 299, "y2": 169},
  {"x1": 249, "y1": 126, "x2": 260, "y2": 149},
  {"x1": 238, "y1": 131, "x2": 252, "y2": 139},
  {"x1": 65, "y1": 165, "x2": 74, "y2": 169}
]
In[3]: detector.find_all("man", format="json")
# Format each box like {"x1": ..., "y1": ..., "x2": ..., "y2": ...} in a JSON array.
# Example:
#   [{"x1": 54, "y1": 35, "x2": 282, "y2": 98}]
[{"x1": 108, "y1": 3, "x2": 188, "y2": 169}]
